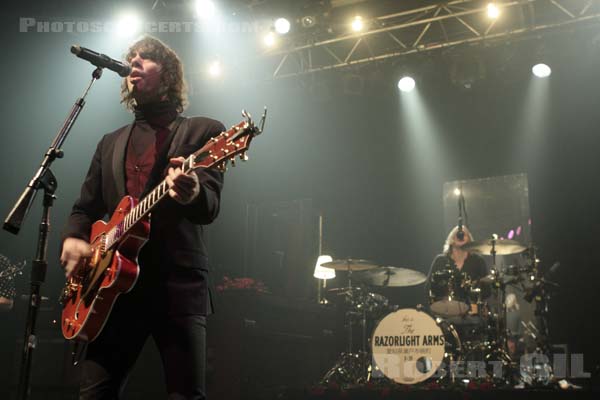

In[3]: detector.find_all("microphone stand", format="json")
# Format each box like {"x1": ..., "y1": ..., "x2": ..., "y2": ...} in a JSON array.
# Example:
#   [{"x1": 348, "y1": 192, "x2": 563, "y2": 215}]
[{"x1": 3, "y1": 67, "x2": 104, "y2": 400}]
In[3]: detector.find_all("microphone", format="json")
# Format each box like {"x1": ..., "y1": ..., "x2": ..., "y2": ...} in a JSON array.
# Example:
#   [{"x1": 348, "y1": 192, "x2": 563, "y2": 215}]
[
  {"x1": 456, "y1": 188, "x2": 464, "y2": 240},
  {"x1": 71, "y1": 45, "x2": 131, "y2": 77},
  {"x1": 457, "y1": 218, "x2": 464, "y2": 241}
]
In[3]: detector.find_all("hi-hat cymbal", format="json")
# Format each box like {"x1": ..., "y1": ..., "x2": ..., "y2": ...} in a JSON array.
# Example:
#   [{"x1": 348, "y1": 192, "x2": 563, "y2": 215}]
[
  {"x1": 461, "y1": 239, "x2": 527, "y2": 255},
  {"x1": 321, "y1": 259, "x2": 379, "y2": 271},
  {"x1": 356, "y1": 266, "x2": 427, "y2": 287}
]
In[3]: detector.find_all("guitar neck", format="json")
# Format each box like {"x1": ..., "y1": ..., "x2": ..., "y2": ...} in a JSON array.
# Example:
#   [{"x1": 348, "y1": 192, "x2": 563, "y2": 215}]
[
  {"x1": 105, "y1": 156, "x2": 196, "y2": 249},
  {"x1": 102, "y1": 113, "x2": 262, "y2": 250}
]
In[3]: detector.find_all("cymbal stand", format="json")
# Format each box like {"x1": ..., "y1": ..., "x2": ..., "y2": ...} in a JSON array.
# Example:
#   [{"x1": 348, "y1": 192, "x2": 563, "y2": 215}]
[
  {"x1": 489, "y1": 236, "x2": 504, "y2": 349},
  {"x1": 346, "y1": 262, "x2": 353, "y2": 353},
  {"x1": 488, "y1": 236, "x2": 515, "y2": 379},
  {"x1": 528, "y1": 246, "x2": 552, "y2": 348},
  {"x1": 321, "y1": 263, "x2": 369, "y2": 385}
]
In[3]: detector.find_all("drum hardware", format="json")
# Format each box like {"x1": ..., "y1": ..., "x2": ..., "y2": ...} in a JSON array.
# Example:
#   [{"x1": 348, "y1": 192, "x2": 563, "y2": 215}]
[
  {"x1": 429, "y1": 266, "x2": 472, "y2": 317},
  {"x1": 354, "y1": 266, "x2": 427, "y2": 288},
  {"x1": 321, "y1": 259, "x2": 380, "y2": 272},
  {"x1": 426, "y1": 236, "x2": 545, "y2": 384},
  {"x1": 525, "y1": 247, "x2": 558, "y2": 355},
  {"x1": 320, "y1": 241, "x2": 558, "y2": 388},
  {"x1": 321, "y1": 351, "x2": 371, "y2": 386},
  {"x1": 461, "y1": 238, "x2": 527, "y2": 257},
  {"x1": 503, "y1": 264, "x2": 534, "y2": 276},
  {"x1": 320, "y1": 292, "x2": 373, "y2": 386},
  {"x1": 519, "y1": 351, "x2": 554, "y2": 386},
  {"x1": 482, "y1": 264, "x2": 514, "y2": 377},
  {"x1": 461, "y1": 237, "x2": 526, "y2": 374},
  {"x1": 321, "y1": 260, "x2": 385, "y2": 386},
  {"x1": 467, "y1": 241, "x2": 558, "y2": 385},
  {"x1": 0, "y1": 255, "x2": 25, "y2": 312}
]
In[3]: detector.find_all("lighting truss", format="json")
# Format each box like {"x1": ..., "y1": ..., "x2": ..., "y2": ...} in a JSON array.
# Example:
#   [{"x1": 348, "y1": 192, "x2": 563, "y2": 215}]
[{"x1": 266, "y1": 0, "x2": 600, "y2": 78}]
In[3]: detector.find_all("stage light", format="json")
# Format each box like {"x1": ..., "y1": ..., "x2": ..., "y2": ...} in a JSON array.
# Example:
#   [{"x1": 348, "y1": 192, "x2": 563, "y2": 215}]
[
  {"x1": 195, "y1": 0, "x2": 216, "y2": 19},
  {"x1": 301, "y1": 15, "x2": 316, "y2": 28},
  {"x1": 532, "y1": 63, "x2": 551, "y2": 78},
  {"x1": 313, "y1": 255, "x2": 335, "y2": 280},
  {"x1": 115, "y1": 12, "x2": 142, "y2": 37},
  {"x1": 274, "y1": 18, "x2": 291, "y2": 34},
  {"x1": 397, "y1": 76, "x2": 416, "y2": 92},
  {"x1": 351, "y1": 16, "x2": 364, "y2": 32},
  {"x1": 487, "y1": 3, "x2": 500, "y2": 19},
  {"x1": 208, "y1": 61, "x2": 221, "y2": 78},
  {"x1": 263, "y1": 32, "x2": 276, "y2": 47},
  {"x1": 454, "y1": 188, "x2": 461, "y2": 196}
]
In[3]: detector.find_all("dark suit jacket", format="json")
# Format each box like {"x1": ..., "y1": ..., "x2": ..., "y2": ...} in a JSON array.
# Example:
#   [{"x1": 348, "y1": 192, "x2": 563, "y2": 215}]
[{"x1": 62, "y1": 116, "x2": 225, "y2": 315}]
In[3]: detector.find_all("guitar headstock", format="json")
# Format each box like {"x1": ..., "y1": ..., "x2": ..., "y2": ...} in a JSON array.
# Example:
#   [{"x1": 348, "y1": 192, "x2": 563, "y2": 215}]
[{"x1": 190, "y1": 108, "x2": 266, "y2": 172}]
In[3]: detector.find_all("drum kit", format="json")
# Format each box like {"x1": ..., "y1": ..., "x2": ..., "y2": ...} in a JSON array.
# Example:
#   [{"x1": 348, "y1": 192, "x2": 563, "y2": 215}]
[{"x1": 320, "y1": 237, "x2": 557, "y2": 387}]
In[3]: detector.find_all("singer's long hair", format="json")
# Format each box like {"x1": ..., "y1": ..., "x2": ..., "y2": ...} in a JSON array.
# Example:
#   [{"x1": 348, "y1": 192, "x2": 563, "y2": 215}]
[
  {"x1": 443, "y1": 225, "x2": 474, "y2": 254},
  {"x1": 120, "y1": 36, "x2": 188, "y2": 112}
]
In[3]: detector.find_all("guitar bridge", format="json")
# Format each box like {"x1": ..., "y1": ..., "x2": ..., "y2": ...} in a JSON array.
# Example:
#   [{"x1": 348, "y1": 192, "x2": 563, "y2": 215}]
[{"x1": 58, "y1": 281, "x2": 81, "y2": 305}]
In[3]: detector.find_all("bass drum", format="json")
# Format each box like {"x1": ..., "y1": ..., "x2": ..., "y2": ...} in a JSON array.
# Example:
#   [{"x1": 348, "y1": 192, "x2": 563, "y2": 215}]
[{"x1": 371, "y1": 308, "x2": 461, "y2": 384}]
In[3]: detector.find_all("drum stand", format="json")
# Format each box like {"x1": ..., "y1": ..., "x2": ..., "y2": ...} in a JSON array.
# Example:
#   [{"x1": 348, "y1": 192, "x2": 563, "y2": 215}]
[
  {"x1": 320, "y1": 305, "x2": 371, "y2": 385},
  {"x1": 486, "y1": 238, "x2": 516, "y2": 382},
  {"x1": 321, "y1": 263, "x2": 371, "y2": 385}
]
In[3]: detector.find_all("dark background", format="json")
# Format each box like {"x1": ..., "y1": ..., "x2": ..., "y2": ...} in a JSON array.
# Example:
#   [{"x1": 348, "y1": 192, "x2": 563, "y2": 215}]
[{"x1": 0, "y1": 0, "x2": 599, "y2": 396}]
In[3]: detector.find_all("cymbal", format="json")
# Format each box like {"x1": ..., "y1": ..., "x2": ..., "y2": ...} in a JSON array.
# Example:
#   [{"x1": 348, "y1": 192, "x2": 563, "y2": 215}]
[
  {"x1": 327, "y1": 287, "x2": 362, "y2": 294},
  {"x1": 461, "y1": 239, "x2": 527, "y2": 255},
  {"x1": 356, "y1": 266, "x2": 427, "y2": 287},
  {"x1": 321, "y1": 259, "x2": 379, "y2": 271}
]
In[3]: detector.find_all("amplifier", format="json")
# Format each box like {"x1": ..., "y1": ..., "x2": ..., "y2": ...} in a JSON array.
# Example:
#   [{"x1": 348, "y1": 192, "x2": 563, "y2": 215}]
[{"x1": 207, "y1": 291, "x2": 338, "y2": 400}]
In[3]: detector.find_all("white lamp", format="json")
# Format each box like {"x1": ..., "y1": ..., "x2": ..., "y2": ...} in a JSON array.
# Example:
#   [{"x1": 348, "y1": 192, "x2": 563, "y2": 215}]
[
  {"x1": 314, "y1": 254, "x2": 334, "y2": 304},
  {"x1": 313, "y1": 255, "x2": 335, "y2": 280}
]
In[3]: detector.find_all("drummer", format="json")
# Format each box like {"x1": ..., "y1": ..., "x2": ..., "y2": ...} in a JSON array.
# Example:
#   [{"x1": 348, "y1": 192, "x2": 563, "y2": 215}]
[
  {"x1": 429, "y1": 225, "x2": 487, "y2": 283},
  {"x1": 426, "y1": 225, "x2": 489, "y2": 321}
]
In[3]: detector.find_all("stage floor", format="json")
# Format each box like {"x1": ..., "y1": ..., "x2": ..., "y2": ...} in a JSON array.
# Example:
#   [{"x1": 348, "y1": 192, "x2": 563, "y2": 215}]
[{"x1": 282, "y1": 386, "x2": 597, "y2": 400}]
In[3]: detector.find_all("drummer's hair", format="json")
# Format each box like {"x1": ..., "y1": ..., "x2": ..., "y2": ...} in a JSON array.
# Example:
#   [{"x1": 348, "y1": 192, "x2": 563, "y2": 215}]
[{"x1": 443, "y1": 225, "x2": 474, "y2": 254}]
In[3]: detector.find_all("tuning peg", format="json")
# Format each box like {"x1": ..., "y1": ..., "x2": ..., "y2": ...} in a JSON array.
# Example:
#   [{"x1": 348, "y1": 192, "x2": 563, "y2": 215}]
[
  {"x1": 240, "y1": 152, "x2": 248, "y2": 161},
  {"x1": 231, "y1": 159, "x2": 236, "y2": 167},
  {"x1": 217, "y1": 162, "x2": 228, "y2": 172}
]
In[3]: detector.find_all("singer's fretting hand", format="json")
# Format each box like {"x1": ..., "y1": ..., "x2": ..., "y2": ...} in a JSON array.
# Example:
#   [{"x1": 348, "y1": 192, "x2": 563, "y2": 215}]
[{"x1": 166, "y1": 157, "x2": 201, "y2": 205}]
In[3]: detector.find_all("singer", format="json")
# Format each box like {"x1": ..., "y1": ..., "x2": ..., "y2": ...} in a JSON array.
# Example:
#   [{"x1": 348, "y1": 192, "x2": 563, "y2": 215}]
[{"x1": 60, "y1": 36, "x2": 225, "y2": 400}]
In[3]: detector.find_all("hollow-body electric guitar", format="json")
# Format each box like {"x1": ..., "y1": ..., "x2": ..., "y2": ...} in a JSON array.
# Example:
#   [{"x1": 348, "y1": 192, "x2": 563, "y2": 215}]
[{"x1": 60, "y1": 110, "x2": 264, "y2": 341}]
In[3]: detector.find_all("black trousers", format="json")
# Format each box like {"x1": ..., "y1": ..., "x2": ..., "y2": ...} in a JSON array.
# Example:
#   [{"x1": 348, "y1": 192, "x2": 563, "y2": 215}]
[{"x1": 78, "y1": 283, "x2": 207, "y2": 400}]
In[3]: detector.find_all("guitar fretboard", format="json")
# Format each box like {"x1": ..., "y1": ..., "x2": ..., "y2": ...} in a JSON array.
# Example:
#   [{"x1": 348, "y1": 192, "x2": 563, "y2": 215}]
[{"x1": 104, "y1": 156, "x2": 194, "y2": 250}]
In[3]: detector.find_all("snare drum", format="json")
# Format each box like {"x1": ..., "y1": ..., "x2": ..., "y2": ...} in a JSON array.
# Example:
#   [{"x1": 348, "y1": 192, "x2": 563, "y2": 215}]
[
  {"x1": 371, "y1": 308, "x2": 461, "y2": 384},
  {"x1": 429, "y1": 268, "x2": 471, "y2": 317}
]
